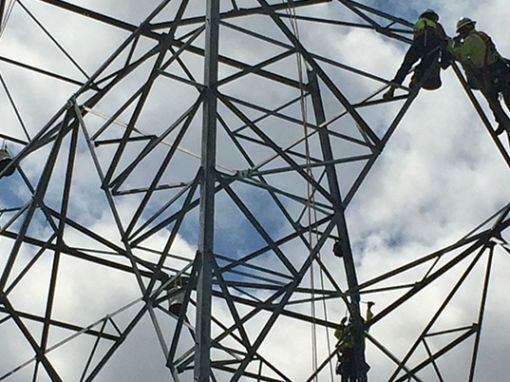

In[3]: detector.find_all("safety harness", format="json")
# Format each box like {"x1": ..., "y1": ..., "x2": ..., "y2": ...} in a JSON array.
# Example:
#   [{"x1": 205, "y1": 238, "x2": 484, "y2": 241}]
[
  {"x1": 476, "y1": 31, "x2": 499, "y2": 66},
  {"x1": 414, "y1": 18, "x2": 445, "y2": 48}
]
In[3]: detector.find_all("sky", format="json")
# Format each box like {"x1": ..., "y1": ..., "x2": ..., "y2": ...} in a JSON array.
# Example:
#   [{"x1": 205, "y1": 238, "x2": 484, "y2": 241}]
[{"x1": 1, "y1": 0, "x2": 510, "y2": 381}]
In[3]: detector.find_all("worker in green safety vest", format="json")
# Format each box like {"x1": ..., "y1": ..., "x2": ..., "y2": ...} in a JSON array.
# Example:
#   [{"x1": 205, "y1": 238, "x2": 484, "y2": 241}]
[
  {"x1": 334, "y1": 302, "x2": 374, "y2": 382},
  {"x1": 449, "y1": 17, "x2": 510, "y2": 135},
  {"x1": 383, "y1": 9, "x2": 450, "y2": 100}
]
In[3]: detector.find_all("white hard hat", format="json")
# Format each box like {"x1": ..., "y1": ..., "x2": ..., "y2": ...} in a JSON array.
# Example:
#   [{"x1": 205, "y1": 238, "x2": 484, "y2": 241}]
[{"x1": 456, "y1": 17, "x2": 476, "y2": 33}]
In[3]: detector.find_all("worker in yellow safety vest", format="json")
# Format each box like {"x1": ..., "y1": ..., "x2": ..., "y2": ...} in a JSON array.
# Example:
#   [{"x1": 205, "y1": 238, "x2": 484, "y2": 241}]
[
  {"x1": 334, "y1": 302, "x2": 374, "y2": 382},
  {"x1": 383, "y1": 9, "x2": 449, "y2": 100},
  {"x1": 450, "y1": 17, "x2": 510, "y2": 135}
]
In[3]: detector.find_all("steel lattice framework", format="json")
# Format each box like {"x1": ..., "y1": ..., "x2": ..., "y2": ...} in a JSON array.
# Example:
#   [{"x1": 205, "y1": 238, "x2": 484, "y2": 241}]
[{"x1": 0, "y1": 0, "x2": 509, "y2": 381}]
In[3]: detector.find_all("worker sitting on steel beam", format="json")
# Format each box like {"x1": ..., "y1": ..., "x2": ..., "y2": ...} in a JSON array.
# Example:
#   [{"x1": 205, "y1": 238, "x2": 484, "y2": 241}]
[
  {"x1": 383, "y1": 9, "x2": 450, "y2": 100},
  {"x1": 449, "y1": 17, "x2": 510, "y2": 135}
]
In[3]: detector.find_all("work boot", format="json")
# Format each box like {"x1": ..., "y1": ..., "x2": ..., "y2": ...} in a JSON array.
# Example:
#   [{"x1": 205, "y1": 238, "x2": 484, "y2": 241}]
[
  {"x1": 409, "y1": 76, "x2": 418, "y2": 90},
  {"x1": 496, "y1": 123, "x2": 508, "y2": 135},
  {"x1": 382, "y1": 87, "x2": 395, "y2": 100}
]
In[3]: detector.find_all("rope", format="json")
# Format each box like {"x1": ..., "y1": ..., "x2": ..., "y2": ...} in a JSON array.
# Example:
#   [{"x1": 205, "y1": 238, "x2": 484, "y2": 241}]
[
  {"x1": 0, "y1": 0, "x2": 15, "y2": 39},
  {"x1": 283, "y1": 1, "x2": 335, "y2": 381},
  {"x1": 0, "y1": 71, "x2": 31, "y2": 141}
]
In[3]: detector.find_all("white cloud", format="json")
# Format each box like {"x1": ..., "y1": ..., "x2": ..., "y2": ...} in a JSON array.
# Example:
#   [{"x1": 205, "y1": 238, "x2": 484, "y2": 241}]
[{"x1": 2, "y1": 0, "x2": 510, "y2": 381}]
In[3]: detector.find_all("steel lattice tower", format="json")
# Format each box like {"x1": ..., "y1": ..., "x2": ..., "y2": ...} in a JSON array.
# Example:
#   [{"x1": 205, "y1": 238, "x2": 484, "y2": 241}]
[{"x1": 0, "y1": 0, "x2": 509, "y2": 381}]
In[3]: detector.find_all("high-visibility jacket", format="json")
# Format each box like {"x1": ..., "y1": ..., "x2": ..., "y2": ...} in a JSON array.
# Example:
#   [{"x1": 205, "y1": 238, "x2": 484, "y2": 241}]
[
  {"x1": 451, "y1": 30, "x2": 500, "y2": 69},
  {"x1": 414, "y1": 18, "x2": 436, "y2": 37},
  {"x1": 334, "y1": 321, "x2": 349, "y2": 342},
  {"x1": 413, "y1": 18, "x2": 445, "y2": 40},
  {"x1": 366, "y1": 305, "x2": 374, "y2": 323},
  {"x1": 337, "y1": 327, "x2": 354, "y2": 351}
]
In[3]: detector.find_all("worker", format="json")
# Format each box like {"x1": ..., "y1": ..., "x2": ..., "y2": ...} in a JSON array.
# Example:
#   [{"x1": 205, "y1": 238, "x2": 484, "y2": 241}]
[
  {"x1": 450, "y1": 17, "x2": 510, "y2": 135},
  {"x1": 335, "y1": 317, "x2": 356, "y2": 382},
  {"x1": 334, "y1": 303, "x2": 374, "y2": 381},
  {"x1": 334, "y1": 316, "x2": 349, "y2": 342},
  {"x1": 383, "y1": 9, "x2": 449, "y2": 100}
]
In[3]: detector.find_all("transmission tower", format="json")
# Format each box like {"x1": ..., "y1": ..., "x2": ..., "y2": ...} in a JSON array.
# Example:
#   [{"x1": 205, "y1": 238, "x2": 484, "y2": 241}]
[{"x1": 0, "y1": 1, "x2": 509, "y2": 381}]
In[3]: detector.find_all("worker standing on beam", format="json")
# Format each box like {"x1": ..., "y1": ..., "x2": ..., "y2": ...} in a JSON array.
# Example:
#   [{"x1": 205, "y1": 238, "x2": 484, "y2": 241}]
[
  {"x1": 383, "y1": 9, "x2": 449, "y2": 100},
  {"x1": 334, "y1": 302, "x2": 374, "y2": 382},
  {"x1": 450, "y1": 17, "x2": 510, "y2": 135}
]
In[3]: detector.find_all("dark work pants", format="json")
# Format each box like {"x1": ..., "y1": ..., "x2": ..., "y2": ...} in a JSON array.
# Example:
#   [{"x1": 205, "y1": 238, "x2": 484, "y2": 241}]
[
  {"x1": 392, "y1": 33, "x2": 442, "y2": 89},
  {"x1": 479, "y1": 63, "x2": 510, "y2": 126},
  {"x1": 339, "y1": 347, "x2": 356, "y2": 382}
]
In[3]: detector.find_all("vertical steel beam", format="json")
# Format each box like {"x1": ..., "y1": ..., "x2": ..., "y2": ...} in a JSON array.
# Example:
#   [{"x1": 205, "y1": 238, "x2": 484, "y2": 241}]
[
  {"x1": 307, "y1": 69, "x2": 367, "y2": 382},
  {"x1": 195, "y1": 0, "x2": 220, "y2": 381},
  {"x1": 468, "y1": 244, "x2": 494, "y2": 382},
  {"x1": 0, "y1": 0, "x2": 5, "y2": 31}
]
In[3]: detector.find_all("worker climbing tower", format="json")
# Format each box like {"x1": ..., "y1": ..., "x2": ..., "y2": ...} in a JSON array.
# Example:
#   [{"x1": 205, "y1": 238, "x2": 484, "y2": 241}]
[{"x1": 0, "y1": 0, "x2": 509, "y2": 381}]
